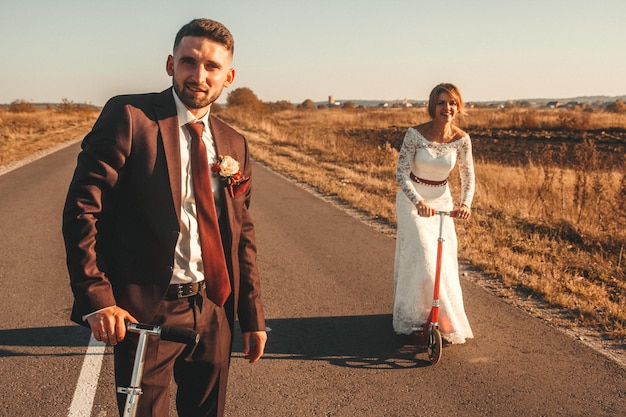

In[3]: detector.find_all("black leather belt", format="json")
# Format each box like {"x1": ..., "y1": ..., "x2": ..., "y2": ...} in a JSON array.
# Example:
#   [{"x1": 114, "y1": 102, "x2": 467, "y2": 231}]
[{"x1": 165, "y1": 281, "x2": 206, "y2": 300}]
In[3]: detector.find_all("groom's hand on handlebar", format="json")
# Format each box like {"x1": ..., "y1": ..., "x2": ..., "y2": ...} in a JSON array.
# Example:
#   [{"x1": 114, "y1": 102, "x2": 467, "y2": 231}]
[{"x1": 86, "y1": 306, "x2": 138, "y2": 346}]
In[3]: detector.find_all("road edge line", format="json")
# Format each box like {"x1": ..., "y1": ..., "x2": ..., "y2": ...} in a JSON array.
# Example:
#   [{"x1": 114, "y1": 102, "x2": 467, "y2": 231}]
[{"x1": 67, "y1": 333, "x2": 106, "y2": 417}]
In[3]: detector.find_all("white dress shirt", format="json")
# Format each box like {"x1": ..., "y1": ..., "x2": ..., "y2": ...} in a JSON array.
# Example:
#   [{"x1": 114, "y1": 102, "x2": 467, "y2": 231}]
[{"x1": 170, "y1": 91, "x2": 222, "y2": 285}]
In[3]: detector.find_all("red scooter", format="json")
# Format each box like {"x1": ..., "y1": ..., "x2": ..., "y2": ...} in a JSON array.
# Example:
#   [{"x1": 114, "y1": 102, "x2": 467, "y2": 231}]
[{"x1": 412, "y1": 210, "x2": 457, "y2": 365}]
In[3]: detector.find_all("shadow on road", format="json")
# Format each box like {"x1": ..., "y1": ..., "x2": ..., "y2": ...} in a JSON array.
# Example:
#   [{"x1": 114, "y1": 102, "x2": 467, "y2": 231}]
[
  {"x1": 234, "y1": 314, "x2": 433, "y2": 369},
  {"x1": 2, "y1": 317, "x2": 435, "y2": 368},
  {"x1": 0, "y1": 325, "x2": 93, "y2": 357}
]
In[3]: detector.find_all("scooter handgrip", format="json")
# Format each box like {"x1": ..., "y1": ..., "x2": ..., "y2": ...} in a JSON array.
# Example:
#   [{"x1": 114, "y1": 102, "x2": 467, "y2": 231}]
[
  {"x1": 449, "y1": 210, "x2": 458, "y2": 218},
  {"x1": 160, "y1": 326, "x2": 200, "y2": 345}
]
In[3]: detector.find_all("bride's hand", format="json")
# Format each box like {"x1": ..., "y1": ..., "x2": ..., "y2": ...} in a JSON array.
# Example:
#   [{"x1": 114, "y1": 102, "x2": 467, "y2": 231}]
[
  {"x1": 456, "y1": 204, "x2": 471, "y2": 220},
  {"x1": 416, "y1": 201, "x2": 432, "y2": 217}
]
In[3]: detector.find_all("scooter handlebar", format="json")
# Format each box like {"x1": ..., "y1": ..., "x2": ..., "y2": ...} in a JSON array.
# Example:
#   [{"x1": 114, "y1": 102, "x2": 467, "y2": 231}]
[
  {"x1": 160, "y1": 326, "x2": 200, "y2": 345},
  {"x1": 127, "y1": 323, "x2": 200, "y2": 345},
  {"x1": 431, "y1": 209, "x2": 458, "y2": 217}
]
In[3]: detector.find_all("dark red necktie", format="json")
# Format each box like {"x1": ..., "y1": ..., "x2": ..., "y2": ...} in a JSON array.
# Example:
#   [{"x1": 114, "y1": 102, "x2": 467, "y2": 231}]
[{"x1": 186, "y1": 122, "x2": 231, "y2": 306}]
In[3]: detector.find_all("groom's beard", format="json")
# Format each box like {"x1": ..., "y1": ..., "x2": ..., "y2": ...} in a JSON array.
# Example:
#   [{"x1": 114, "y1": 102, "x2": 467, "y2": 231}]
[{"x1": 172, "y1": 76, "x2": 222, "y2": 110}]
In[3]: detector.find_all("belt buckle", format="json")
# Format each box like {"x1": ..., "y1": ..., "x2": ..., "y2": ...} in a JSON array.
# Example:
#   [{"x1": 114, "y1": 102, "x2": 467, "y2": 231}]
[
  {"x1": 179, "y1": 282, "x2": 202, "y2": 298},
  {"x1": 169, "y1": 281, "x2": 205, "y2": 299}
]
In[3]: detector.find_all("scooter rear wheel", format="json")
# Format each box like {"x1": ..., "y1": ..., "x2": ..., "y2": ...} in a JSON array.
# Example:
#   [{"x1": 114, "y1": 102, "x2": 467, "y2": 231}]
[{"x1": 428, "y1": 328, "x2": 443, "y2": 364}]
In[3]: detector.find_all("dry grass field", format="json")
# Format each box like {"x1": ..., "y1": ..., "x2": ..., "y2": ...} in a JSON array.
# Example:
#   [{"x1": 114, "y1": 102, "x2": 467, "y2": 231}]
[
  {"x1": 2, "y1": 102, "x2": 625, "y2": 341},
  {"x1": 216, "y1": 105, "x2": 626, "y2": 340},
  {"x1": 0, "y1": 104, "x2": 99, "y2": 167}
]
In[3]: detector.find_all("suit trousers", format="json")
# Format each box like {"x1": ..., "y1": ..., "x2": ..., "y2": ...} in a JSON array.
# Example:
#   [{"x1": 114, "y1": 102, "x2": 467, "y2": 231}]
[{"x1": 114, "y1": 289, "x2": 232, "y2": 417}]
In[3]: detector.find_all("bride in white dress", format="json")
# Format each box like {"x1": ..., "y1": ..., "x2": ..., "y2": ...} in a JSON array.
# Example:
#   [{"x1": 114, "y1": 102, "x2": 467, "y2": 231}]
[{"x1": 393, "y1": 83, "x2": 475, "y2": 344}]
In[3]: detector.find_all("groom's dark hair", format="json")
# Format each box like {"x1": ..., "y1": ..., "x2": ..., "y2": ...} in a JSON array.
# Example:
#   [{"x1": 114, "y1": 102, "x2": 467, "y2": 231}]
[{"x1": 173, "y1": 18, "x2": 235, "y2": 55}]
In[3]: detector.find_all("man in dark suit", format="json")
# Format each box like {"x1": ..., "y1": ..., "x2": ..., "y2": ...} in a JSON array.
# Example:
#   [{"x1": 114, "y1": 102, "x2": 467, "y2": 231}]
[{"x1": 62, "y1": 18, "x2": 266, "y2": 417}]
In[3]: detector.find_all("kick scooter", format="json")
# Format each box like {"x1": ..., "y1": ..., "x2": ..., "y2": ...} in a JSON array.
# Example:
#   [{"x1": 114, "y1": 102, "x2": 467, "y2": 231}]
[
  {"x1": 117, "y1": 323, "x2": 200, "y2": 417},
  {"x1": 412, "y1": 210, "x2": 457, "y2": 365}
]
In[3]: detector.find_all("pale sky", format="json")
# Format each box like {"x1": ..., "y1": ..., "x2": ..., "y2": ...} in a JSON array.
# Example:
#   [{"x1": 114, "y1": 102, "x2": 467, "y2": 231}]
[{"x1": 1, "y1": 0, "x2": 624, "y2": 106}]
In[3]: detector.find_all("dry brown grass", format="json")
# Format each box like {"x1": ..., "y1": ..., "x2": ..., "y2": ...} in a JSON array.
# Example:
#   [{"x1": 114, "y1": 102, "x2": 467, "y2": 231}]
[
  {"x1": 218, "y1": 106, "x2": 626, "y2": 339},
  {"x1": 0, "y1": 107, "x2": 99, "y2": 166},
  {"x1": 458, "y1": 106, "x2": 626, "y2": 130},
  {"x1": 464, "y1": 162, "x2": 626, "y2": 336}
]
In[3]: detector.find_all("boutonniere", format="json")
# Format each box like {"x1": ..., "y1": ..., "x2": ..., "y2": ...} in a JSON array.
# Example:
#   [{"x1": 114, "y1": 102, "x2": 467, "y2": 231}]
[{"x1": 212, "y1": 155, "x2": 248, "y2": 197}]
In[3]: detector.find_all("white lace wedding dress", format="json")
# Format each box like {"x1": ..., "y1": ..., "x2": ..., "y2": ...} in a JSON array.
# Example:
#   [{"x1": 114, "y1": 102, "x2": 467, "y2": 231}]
[{"x1": 393, "y1": 127, "x2": 475, "y2": 344}]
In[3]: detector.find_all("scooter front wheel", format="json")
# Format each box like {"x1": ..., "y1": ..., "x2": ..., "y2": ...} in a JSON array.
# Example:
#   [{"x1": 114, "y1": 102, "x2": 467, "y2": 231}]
[{"x1": 427, "y1": 328, "x2": 443, "y2": 364}]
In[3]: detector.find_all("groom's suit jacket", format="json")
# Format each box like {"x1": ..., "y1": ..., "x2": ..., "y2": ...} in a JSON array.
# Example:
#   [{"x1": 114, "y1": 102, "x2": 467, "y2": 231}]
[{"x1": 62, "y1": 88, "x2": 264, "y2": 333}]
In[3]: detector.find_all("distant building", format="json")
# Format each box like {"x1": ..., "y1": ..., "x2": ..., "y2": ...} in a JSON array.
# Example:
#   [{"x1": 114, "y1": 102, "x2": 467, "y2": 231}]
[{"x1": 379, "y1": 99, "x2": 412, "y2": 108}]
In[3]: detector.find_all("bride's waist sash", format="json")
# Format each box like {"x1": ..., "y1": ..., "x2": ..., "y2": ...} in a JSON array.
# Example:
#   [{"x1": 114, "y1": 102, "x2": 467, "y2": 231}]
[{"x1": 409, "y1": 172, "x2": 448, "y2": 187}]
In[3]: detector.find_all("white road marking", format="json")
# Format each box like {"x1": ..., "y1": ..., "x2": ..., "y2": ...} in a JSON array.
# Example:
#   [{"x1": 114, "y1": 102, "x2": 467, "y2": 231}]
[{"x1": 67, "y1": 333, "x2": 106, "y2": 417}]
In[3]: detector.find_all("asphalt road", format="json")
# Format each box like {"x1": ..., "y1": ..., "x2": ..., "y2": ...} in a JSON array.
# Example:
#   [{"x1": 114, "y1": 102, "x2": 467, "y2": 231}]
[{"x1": 1, "y1": 142, "x2": 625, "y2": 417}]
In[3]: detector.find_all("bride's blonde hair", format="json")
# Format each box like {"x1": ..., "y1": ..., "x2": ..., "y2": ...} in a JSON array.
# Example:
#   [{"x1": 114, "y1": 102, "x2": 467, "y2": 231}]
[{"x1": 427, "y1": 83, "x2": 466, "y2": 119}]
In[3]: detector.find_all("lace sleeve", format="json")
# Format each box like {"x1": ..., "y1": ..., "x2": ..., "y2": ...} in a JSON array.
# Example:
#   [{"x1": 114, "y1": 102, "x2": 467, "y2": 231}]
[
  {"x1": 457, "y1": 136, "x2": 475, "y2": 208},
  {"x1": 396, "y1": 128, "x2": 424, "y2": 205}
]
